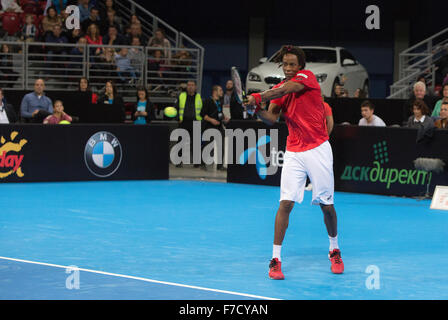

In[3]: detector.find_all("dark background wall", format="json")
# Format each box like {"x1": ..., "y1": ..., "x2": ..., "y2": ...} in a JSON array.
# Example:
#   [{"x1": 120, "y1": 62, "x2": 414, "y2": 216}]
[{"x1": 136, "y1": 0, "x2": 448, "y2": 98}]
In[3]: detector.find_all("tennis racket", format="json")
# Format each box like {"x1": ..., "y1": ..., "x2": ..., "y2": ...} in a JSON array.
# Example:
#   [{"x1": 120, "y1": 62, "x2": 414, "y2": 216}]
[{"x1": 231, "y1": 66, "x2": 249, "y2": 117}]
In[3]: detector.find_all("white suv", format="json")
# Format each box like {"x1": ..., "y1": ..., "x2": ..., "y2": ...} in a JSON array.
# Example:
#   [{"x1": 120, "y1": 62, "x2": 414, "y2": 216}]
[{"x1": 246, "y1": 46, "x2": 369, "y2": 98}]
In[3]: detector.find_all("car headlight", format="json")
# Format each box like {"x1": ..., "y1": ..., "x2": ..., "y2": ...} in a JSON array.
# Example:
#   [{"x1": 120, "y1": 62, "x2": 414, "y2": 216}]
[
  {"x1": 316, "y1": 73, "x2": 328, "y2": 83},
  {"x1": 248, "y1": 72, "x2": 262, "y2": 82}
]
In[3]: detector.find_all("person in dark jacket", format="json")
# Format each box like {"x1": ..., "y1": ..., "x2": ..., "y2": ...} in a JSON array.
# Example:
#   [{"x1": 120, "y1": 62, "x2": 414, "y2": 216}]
[{"x1": 0, "y1": 88, "x2": 18, "y2": 123}]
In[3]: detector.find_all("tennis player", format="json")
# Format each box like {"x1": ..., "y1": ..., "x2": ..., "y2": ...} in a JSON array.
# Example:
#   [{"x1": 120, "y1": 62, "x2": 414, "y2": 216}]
[{"x1": 245, "y1": 45, "x2": 344, "y2": 279}]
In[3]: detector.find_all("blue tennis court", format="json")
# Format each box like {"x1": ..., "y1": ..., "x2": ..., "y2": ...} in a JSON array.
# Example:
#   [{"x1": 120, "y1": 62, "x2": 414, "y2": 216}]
[{"x1": 0, "y1": 180, "x2": 447, "y2": 300}]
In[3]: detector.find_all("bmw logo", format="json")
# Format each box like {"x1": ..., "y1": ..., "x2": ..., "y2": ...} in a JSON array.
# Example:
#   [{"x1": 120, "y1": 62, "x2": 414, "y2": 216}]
[{"x1": 84, "y1": 131, "x2": 122, "y2": 178}]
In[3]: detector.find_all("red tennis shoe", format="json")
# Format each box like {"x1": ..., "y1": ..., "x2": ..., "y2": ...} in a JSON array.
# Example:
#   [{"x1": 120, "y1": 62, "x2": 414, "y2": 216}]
[
  {"x1": 329, "y1": 249, "x2": 344, "y2": 274},
  {"x1": 269, "y1": 258, "x2": 285, "y2": 280}
]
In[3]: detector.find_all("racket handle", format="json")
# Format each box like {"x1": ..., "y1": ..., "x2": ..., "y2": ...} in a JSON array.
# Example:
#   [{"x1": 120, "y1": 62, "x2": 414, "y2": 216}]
[{"x1": 242, "y1": 90, "x2": 249, "y2": 104}]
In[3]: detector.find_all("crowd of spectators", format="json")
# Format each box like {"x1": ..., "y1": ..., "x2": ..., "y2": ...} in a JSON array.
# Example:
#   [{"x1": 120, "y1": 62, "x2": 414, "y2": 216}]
[{"x1": 0, "y1": 0, "x2": 196, "y2": 94}]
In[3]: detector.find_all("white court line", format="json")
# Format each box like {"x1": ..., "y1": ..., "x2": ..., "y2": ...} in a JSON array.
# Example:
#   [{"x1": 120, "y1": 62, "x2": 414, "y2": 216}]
[{"x1": 0, "y1": 256, "x2": 280, "y2": 300}]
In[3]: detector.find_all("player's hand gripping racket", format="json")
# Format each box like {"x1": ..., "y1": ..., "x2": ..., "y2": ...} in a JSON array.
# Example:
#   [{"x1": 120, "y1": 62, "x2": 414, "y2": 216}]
[{"x1": 231, "y1": 66, "x2": 253, "y2": 117}]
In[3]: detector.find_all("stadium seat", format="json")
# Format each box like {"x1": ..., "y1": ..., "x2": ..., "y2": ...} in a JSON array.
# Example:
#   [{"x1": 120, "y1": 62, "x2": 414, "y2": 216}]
[
  {"x1": 22, "y1": 1, "x2": 41, "y2": 15},
  {"x1": 1, "y1": 12, "x2": 21, "y2": 36}
]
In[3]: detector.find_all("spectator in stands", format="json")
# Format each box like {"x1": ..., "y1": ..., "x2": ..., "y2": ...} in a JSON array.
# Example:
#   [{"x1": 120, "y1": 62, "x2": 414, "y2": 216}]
[
  {"x1": 0, "y1": 88, "x2": 18, "y2": 124},
  {"x1": 43, "y1": 99, "x2": 73, "y2": 124},
  {"x1": 85, "y1": 23, "x2": 103, "y2": 56},
  {"x1": 81, "y1": 6, "x2": 101, "y2": 33},
  {"x1": 431, "y1": 83, "x2": 448, "y2": 117},
  {"x1": 102, "y1": 25, "x2": 126, "y2": 46},
  {"x1": 0, "y1": 0, "x2": 23, "y2": 13},
  {"x1": 45, "y1": 24, "x2": 68, "y2": 75},
  {"x1": 434, "y1": 102, "x2": 448, "y2": 129},
  {"x1": 333, "y1": 84, "x2": 347, "y2": 98},
  {"x1": 222, "y1": 80, "x2": 243, "y2": 120},
  {"x1": 133, "y1": 86, "x2": 155, "y2": 124},
  {"x1": 358, "y1": 100, "x2": 386, "y2": 127},
  {"x1": 69, "y1": 37, "x2": 87, "y2": 76},
  {"x1": 436, "y1": 46, "x2": 448, "y2": 86},
  {"x1": 42, "y1": 6, "x2": 63, "y2": 35},
  {"x1": 127, "y1": 37, "x2": 144, "y2": 76},
  {"x1": 353, "y1": 88, "x2": 367, "y2": 99},
  {"x1": 78, "y1": 0, "x2": 93, "y2": 23},
  {"x1": 0, "y1": 44, "x2": 19, "y2": 88},
  {"x1": 147, "y1": 28, "x2": 172, "y2": 61},
  {"x1": 406, "y1": 99, "x2": 434, "y2": 129},
  {"x1": 20, "y1": 14, "x2": 37, "y2": 42},
  {"x1": 92, "y1": 47, "x2": 116, "y2": 84},
  {"x1": 100, "y1": 0, "x2": 117, "y2": 22},
  {"x1": 114, "y1": 47, "x2": 137, "y2": 84},
  {"x1": 67, "y1": 28, "x2": 83, "y2": 44},
  {"x1": 20, "y1": 79, "x2": 53, "y2": 123},
  {"x1": 78, "y1": 77, "x2": 98, "y2": 103},
  {"x1": 125, "y1": 23, "x2": 146, "y2": 45},
  {"x1": 403, "y1": 81, "x2": 436, "y2": 121},
  {"x1": 49, "y1": 0, "x2": 68, "y2": 15},
  {"x1": 129, "y1": 14, "x2": 141, "y2": 27},
  {"x1": 147, "y1": 49, "x2": 167, "y2": 90},
  {"x1": 101, "y1": 9, "x2": 122, "y2": 35}
]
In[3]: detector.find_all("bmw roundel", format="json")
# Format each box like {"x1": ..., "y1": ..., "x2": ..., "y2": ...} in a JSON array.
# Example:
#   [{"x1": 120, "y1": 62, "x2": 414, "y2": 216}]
[{"x1": 84, "y1": 132, "x2": 122, "y2": 177}]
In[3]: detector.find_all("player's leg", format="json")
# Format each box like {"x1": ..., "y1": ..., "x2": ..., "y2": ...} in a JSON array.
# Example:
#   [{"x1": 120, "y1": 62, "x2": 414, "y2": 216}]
[
  {"x1": 269, "y1": 151, "x2": 307, "y2": 280},
  {"x1": 305, "y1": 141, "x2": 344, "y2": 273}
]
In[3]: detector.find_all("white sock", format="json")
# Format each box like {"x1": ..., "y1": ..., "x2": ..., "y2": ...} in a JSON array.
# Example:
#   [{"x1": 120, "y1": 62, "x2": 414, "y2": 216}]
[
  {"x1": 272, "y1": 245, "x2": 282, "y2": 261},
  {"x1": 329, "y1": 235, "x2": 339, "y2": 251}
]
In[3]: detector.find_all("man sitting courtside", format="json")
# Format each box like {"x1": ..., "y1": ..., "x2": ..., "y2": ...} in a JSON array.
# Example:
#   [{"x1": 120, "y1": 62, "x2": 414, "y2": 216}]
[
  {"x1": 358, "y1": 100, "x2": 386, "y2": 127},
  {"x1": 20, "y1": 79, "x2": 53, "y2": 123}
]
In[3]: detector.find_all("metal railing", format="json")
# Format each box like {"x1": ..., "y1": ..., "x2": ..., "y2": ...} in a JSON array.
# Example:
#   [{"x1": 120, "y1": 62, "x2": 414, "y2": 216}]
[
  {"x1": 389, "y1": 27, "x2": 448, "y2": 99},
  {"x1": 0, "y1": 41, "x2": 202, "y2": 102}
]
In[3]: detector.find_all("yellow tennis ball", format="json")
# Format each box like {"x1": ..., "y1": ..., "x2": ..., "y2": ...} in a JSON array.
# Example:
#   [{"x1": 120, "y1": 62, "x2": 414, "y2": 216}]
[
  {"x1": 59, "y1": 120, "x2": 71, "y2": 124},
  {"x1": 164, "y1": 106, "x2": 178, "y2": 118}
]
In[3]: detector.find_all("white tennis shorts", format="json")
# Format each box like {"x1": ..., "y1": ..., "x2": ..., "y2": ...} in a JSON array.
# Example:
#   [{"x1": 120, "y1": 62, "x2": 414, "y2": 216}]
[{"x1": 280, "y1": 140, "x2": 334, "y2": 205}]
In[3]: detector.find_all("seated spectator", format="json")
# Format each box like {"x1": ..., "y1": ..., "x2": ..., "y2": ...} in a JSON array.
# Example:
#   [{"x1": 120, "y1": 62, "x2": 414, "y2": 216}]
[
  {"x1": 403, "y1": 81, "x2": 436, "y2": 120},
  {"x1": 91, "y1": 47, "x2": 116, "y2": 84},
  {"x1": 67, "y1": 28, "x2": 83, "y2": 44},
  {"x1": 129, "y1": 14, "x2": 141, "y2": 27},
  {"x1": 147, "y1": 28, "x2": 172, "y2": 61},
  {"x1": 353, "y1": 88, "x2": 367, "y2": 99},
  {"x1": 172, "y1": 49, "x2": 193, "y2": 73},
  {"x1": 101, "y1": 9, "x2": 122, "y2": 35},
  {"x1": 100, "y1": 0, "x2": 117, "y2": 22},
  {"x1": 98, "y1": 80, "x2": 125, "y2": 122},
  {"x1": 434, "y1": 102, "x2": 448, "y2": 129},
  {"x1": 114, "y1": 47, "x2": 137, "y2": 84},
  {"x1": 50, "y1": 0, "x2": 69, "y2": 14},
  {"x1": 42, "y1": 6, "x2": 63, "y2": 35},
  {"x1": 0, "y1": 0, "x2": 23, "y2": 13},
  {"x1": 20, "y1": 14, "x2": 37, "y2": 42},
  {"x1": 20, "y1": 79, "x2": 53, "y2": 123},
  {"x1": 406, "y1": 99, "x2": 434, "y2": 129},
  {"x1": 125, "y1": 23, "x2": 146, "y2": 45},
  {"x1": 431, "y1": 83, "x2": 448, "y2": 117},
  {"x1": 85, "y1": 23, "x2": 103, "y2": 57},
  {"x1": 0, "y1": 88, "x2": 18, "y2": 124},
  {"x1": 43, "y1": 99, "x2": 73, "y2": 124},
  {"x1": 98, "y1": 80, "x2": 123, "y2": 105},
  {"x1": 358, "y1": 100, "x2": 386, "y2": 127},
  {"x1": 102, "y1": 25, "x2": 126, "y2": 46},
  {"x1": 0, "y1": 44, "x2": 19, "y2": 88},
  {"x1": 81, "y1": 6, "x2": 101, "y2": 34},
  {"x1": 147, "y1": 49, "x2": 167, "y2": 88},
  {"x1": 133, "y1": 86, "x2": 155, "y2": 124},
  {"x1": 78, "y1": 0, "x2": 93, "y2": 23},
  {"x1": 69, "y1": 37, "x2": 87, "y2": 76},
  {"x1": 45, "y1": 24, "x2": 68, "y2": 74},
  {"x1": 127, "y1": 37, "x2": 145, "y2": 75},
  {"x1": 78, "y1": 77, "x2": 98, "y2": 103},
  {"x1": 333, "y1": 83, "x2": 348, "y2": 98}
]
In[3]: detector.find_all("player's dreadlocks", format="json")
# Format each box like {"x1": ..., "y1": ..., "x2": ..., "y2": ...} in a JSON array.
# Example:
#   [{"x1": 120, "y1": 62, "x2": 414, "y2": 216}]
[{"x1": 274, "y1": 45, "x2": 306, "y2": 70}]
